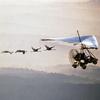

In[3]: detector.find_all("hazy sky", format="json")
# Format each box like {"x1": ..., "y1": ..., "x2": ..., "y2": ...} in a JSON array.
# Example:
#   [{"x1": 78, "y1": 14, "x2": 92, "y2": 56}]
[
  {"x1": 0, "y1": 0, "x2": 99, "y2": 70},
  {"x1": 0, "y1": 0, "x2": 99, "y2": 36},
  {"x1": 0, "y1": 0, "x2": 90, "y2": 4}
]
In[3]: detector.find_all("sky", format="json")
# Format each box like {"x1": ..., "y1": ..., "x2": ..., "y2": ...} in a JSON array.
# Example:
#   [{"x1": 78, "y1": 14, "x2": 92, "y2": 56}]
[
  {"x1": 0, "y1": 0, "x2": 99, "y2": 70},
  {"x1": 0, "y1": 0, "x2": 90, "y2": 4},
  {"x1": 0, "y1": 0, "x2": 99, "y2": 36}
]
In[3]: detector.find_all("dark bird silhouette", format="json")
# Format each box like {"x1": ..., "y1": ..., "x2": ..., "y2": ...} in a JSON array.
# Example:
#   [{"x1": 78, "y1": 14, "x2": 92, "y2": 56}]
[
  {"x1": 45, "y1": 45, "x2": 55, "y2": 51},
  {"x1": 1, "y1": 51, "x2": 13, "y2": 54},
  {"x1": 15, "y1": 50, "x2": 27, "y2": 54},
  {"x1": 31, "y1": 47, "x2": 41, "y2": 52}
]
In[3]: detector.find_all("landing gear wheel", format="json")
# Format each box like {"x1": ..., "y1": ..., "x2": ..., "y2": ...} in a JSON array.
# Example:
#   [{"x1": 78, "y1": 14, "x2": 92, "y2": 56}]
[
  {"x1": 92, "y1": 58, "x2": 98, "y2": 65},
  {"x1": 69, "y1": 49, "x2": 79, "y2": 68},
  {"x1": 72, "y1": 64, "x2": 78, "y2": 68},
  {"x1": 81, "y1": 65, "x2": 87, "y2": 69},
  {"x1": 72, "y1": 61, "x2": 79, "y2": 68},
  {"x1": 80, "y1": 63, "x2": 87, "y2": 69}
]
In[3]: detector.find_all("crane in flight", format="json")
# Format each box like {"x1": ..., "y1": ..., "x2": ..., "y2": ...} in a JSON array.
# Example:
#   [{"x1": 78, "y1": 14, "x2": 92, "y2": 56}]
[
  {"x1": 31, "y1": 47, "x2": 41, "y2": 52},
  {"x1": 15, "y1": 50, "x2": 27, "y2": 54},
  {"x1": 44, "y1": 45, "x2": 55, "y2": 51},
  {"x1": 1, "y1": 51, "x2": 13, "y2": 54}
]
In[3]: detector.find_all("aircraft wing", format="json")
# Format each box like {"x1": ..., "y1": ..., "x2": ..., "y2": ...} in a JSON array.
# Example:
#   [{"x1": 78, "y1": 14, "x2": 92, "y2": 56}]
[{"x1": 41, "y1": 35, "x2": 99, "y2": 49}]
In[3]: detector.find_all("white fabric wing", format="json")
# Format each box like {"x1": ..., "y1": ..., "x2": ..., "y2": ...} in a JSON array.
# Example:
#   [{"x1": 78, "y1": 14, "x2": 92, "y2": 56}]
[{"x1": 41, "y1": 35, "x2": 99, "y2": 49}]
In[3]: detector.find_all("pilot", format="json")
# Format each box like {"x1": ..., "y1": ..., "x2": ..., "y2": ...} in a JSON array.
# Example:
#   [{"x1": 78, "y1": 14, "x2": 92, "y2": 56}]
[{"x1": 74, "y1": 50, "x2": 87, "y2": 65}]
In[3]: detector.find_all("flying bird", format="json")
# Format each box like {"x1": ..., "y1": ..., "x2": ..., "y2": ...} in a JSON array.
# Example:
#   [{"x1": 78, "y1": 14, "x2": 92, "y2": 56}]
[
  {"x1": 31, "y1": 47, "x2": 41, "y2": 52},
  {"x1": 1, "y1": 51, "x2": 13, "y2": 54},
  {"x1": 15, "y1": 50, "x2": 27, "y2": 54},
  {"x1": 44, "y1": 45, "x2": 55, "y2": 51}
]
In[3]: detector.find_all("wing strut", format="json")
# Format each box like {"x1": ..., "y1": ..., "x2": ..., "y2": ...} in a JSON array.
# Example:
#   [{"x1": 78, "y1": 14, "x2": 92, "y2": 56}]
[{"x1": 77, "y1": 30, "x2": 83, "y2": 46}]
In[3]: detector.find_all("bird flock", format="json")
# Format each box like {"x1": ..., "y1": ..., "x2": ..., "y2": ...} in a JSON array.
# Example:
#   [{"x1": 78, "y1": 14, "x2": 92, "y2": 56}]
[{"x1": 1, "y1": 45, "x2": 56, "y2": 54}]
